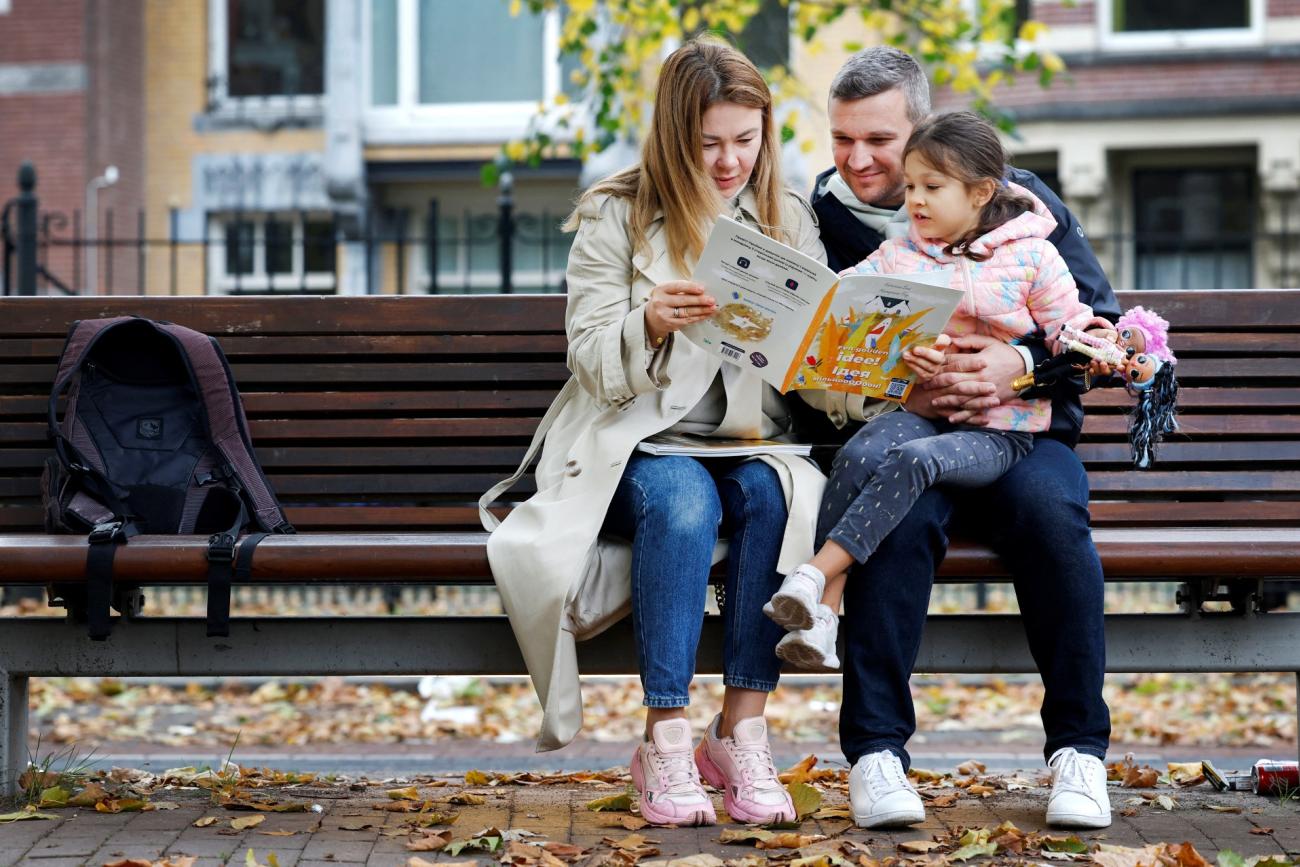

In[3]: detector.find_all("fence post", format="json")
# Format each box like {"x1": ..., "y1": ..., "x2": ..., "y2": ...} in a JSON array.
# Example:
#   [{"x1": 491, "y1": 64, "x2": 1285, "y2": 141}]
[
  {"x1": 15, "y1": 162, "x2": 37, "y2": 296},
  {"x1": 498, "y1": 169, "x2": 514, "y2": 294}
]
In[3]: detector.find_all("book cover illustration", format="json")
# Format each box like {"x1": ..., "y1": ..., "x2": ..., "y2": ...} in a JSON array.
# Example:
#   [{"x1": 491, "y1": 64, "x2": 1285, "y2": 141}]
[{"x1": 785, "y1": 283, "x2": 951, "y2": 401}]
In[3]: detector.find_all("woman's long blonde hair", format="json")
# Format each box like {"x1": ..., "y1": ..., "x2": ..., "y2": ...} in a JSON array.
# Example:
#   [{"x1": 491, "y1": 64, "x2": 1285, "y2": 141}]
[{"x1": 565, "y1": 38, "x2": 787, "y2": 274}]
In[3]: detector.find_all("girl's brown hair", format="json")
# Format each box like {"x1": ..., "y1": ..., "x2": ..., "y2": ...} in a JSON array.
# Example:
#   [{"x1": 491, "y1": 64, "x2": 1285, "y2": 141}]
[
  {"x1": 565, "y1": 38, "x2": 787, "y2": 273},
  {"x1": 903, "y1": 111, "x2": 1034, "y2": 262}
]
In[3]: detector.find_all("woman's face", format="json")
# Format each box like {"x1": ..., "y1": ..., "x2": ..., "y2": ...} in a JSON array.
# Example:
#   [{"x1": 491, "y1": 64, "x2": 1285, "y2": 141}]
[{"x1": 701, "y1": 101, "x2": 764, "y2": 200}]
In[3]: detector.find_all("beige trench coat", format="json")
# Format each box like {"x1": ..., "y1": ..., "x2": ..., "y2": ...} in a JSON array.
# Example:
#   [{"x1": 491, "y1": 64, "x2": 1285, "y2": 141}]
[{"x1": 479, "y1": 187, "x2": 828, "y2": 751}]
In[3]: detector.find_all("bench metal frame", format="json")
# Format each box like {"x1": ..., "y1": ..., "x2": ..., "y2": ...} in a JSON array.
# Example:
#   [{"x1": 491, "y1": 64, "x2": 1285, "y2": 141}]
[{"x1": 3, "y1": 612, "x2": 1298, "y2": 793}]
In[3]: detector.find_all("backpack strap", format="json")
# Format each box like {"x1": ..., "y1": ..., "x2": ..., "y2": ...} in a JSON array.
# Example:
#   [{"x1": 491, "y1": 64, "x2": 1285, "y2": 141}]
[
  {"x1": 84, "y1": 519, "x2": 138, "y2": 640},
  {"x1": 153, "y1": 323, "x2": 292, "y2": 534},
  {"x1": 47, "y1": 317, "x2": 136, "y2": 487},
  {"x1": 205, "y1": 500, "x2": 247, "y2": 638}
]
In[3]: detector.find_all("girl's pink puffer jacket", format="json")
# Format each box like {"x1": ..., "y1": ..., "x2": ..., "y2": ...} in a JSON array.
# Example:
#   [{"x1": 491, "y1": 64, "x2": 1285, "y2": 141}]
[{"x1": 847, "y1": 184, "x2": 1103, "y2": 432}]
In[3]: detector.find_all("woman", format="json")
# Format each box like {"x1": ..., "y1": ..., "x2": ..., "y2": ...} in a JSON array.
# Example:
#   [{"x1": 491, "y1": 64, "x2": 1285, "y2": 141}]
[{"x1": 480, "y1": 39, "x2": 826, "y2": 826}]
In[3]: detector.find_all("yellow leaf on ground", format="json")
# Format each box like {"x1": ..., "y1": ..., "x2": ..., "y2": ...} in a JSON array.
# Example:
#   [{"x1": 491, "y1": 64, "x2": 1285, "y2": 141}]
[
  {"x1": 96, "y1": 799, "x2": 146, "y2": 813},
  {"x1": 464, "y1": 769, "x2": 491, "y2": 786},
  {"x1": 720, "y1": 829, "x2": 774, "y2": 845},
  {"x1": 445, "y1": 792, "x2": 485, "y2": 806},
  {"x1": 232, "y1": 814, "x2": 266, "y2": 830},
  {"x1": 786, "y1": 782, "x2": 822, "y2": 820},
  {"x1": 388, "y1": 786, "x2": 421, "y2": 801},
  {"x1": 586, "y1": 788, "x2": 633, "y2": 812},
  {"x1": 897, "y1": 840, "x2": 943, "y2": 854},
  {"x1": 780, "y1": 755, "x2": 818, "y2": 784},
  {"x1": 194, "y1": 816, "x2": 219, "y2": 827},
  {"x1": 259, "y1": 830, "x2": 297, "y2": 837}
]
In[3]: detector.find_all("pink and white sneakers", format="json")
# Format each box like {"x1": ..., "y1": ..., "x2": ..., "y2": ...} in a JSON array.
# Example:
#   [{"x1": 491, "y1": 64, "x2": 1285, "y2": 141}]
[
  {"x1": 695, "y1": 714, "x2": 796, "y2": 825},
  {"x1": 630, "y1": 718, "x2": 717, "y2": 827}
]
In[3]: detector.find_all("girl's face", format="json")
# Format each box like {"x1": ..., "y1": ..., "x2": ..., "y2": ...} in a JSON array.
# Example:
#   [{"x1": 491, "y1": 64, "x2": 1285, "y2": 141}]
[
  {"x1": 903, "y1": 152, "x2": 994, "y2": 245},
  {"x1": 701, "y1": 101, "x2": 763, "y2": 201}
]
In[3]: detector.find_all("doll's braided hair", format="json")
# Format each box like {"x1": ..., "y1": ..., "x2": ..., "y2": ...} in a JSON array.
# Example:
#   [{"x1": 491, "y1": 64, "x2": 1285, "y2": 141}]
[{"x1": 1128, "y1": 363, "x2": 1179, "y2": 469}]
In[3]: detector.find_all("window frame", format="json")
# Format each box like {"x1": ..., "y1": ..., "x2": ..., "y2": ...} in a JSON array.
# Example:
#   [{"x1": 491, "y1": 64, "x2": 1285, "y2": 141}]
[
  {"x1": 207, "y1": 211, "x2": 338, "y2": 294},
  {"x1": 1097, "y1": 0, "x2": 1264, "y2": 51},
  {"x1": 207, "y1": 0, "x2": 326, "y2": 121},
  {"x1": 362, "y1": 0, "x2": 562, "y2": 145}
]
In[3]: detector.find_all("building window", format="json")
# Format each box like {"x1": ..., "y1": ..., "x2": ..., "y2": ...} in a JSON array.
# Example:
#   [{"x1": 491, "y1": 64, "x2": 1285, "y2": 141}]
[
  {"x1": 1099, "y1": 0, "x2": 1262, "y2": 49},
  {"x1": 209, "y1": 213, "x2": 337, "y2": 294},
  {"x1": 1132, "y1": 168, "x2": 1255, "y2": 291},
  {"x1": 365, "y1": 0, "x2": 562, "y2": 144},
  {"x1": 208, "y1": 0, "x2": 325, "y2": 118}
]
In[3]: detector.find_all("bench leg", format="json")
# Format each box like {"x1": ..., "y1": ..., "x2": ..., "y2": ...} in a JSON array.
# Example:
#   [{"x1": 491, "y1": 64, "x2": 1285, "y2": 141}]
[{"x1": 0, "y1": 670, "x2": 28, "y2": 798}]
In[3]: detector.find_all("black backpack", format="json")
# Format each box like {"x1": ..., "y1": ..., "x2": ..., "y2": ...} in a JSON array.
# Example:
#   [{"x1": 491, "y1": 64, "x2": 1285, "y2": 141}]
[{"x1": 42, "y1": 316, "x2": 293, "y2": 639}]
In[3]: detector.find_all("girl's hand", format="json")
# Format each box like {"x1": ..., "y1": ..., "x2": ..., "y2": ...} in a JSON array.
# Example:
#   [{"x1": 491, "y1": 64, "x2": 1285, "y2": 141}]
[
  {"x1": 904, "y1": 333, "x2": 952, "y2": 382},
  {"x1": 1084, "y1": 326, "x2": 1119, "y2": 377},
  {"x1": 645, "y1": 281, "x2": 717, "y2": 346}
]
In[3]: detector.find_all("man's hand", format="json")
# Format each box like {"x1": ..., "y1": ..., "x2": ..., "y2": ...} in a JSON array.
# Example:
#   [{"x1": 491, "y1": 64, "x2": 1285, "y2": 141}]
[{"x1": 920, "y1": 335, "x2": 1026, "y2": 425}]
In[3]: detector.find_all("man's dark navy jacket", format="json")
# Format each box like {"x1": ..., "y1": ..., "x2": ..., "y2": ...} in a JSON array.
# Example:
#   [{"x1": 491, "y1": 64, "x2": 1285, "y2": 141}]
[{"x1": 807, "y1": 165, "x2": 1121, "y2": 447}]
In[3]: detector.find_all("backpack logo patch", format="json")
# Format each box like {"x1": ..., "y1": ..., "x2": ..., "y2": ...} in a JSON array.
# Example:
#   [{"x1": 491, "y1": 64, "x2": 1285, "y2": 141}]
[{"x1": 136, "y1": 417, "x2": 163, "y2": 440}]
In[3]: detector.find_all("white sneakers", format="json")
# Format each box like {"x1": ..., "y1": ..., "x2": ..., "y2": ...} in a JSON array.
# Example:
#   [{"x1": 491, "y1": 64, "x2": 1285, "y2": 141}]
[
  {"x1": 850, "y1": 750, "x2": 926, "y2": 828},
  {"x1": 764, "y1": 564, "x2": 825, "y2": 630},
  {"x1": 1046, "y1": 747, "x2": 1112, "y2": 828},
  {"x1": 775, "y1": 603, "x2": 840, "y2": 669}
]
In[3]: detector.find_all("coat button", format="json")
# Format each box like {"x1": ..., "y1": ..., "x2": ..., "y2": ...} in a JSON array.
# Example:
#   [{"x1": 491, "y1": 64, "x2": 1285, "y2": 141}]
[
  {"x1": 565, "y1": 462, "x2": 582, "y2": 477},
  {"x1": 830, "y1": 410, "x2": 846, "y2": 426}
]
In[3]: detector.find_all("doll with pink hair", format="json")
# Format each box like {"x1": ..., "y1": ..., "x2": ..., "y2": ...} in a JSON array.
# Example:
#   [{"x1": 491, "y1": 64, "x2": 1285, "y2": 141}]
[{"x1": 1019, "y1": 305, "x2": 1179, "y2": 467}]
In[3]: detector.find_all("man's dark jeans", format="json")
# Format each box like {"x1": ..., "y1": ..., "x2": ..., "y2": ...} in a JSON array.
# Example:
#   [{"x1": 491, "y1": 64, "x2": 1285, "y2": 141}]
[{"x1": 839, "y1": 436, "x2": 1111, "y2": 768}]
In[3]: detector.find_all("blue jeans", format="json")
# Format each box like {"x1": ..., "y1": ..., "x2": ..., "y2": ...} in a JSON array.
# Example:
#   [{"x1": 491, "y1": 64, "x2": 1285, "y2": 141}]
[
  {"x1": 602, "y1": 453, "x2": 789, "y2": 707},
  {"x1": 838, "y1": 436, "x2": 1110, "y2": 767}
]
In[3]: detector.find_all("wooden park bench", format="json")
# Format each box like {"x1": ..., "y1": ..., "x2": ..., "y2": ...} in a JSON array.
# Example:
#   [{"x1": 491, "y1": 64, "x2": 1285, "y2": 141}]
[{"x1": 0, "y1": 290, "x2": 1297, "y2": 793}]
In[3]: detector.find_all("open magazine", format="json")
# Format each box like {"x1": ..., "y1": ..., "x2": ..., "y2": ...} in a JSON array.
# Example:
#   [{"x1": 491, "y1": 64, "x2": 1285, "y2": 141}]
[{"x1": 682, "y1": 216, "x2": 963, "y2": 402}]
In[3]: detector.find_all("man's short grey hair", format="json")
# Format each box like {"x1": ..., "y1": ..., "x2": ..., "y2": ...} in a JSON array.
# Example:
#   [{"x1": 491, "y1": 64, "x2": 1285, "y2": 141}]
[{"x1": 829, "y1": 46, "x2": 931, "y2": 124}]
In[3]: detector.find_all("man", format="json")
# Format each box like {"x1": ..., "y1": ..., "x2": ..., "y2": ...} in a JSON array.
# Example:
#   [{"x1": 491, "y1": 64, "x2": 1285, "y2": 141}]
[{"x1": 806, "y1": 47, "x2": 1119, "y2": 831}]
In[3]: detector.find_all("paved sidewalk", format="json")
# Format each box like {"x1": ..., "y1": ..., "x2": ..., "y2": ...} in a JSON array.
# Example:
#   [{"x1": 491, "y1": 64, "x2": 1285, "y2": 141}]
[{"x1": 3, "y1": 765, "x2": 1299, "y2": 867}]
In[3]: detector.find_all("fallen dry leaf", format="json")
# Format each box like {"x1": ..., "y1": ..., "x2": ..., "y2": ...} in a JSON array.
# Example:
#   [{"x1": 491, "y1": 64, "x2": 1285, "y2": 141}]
[
  {"x1": 260, "y1": 829, "x2": 297, "y2": 837},
  {"x1": 1092, "y1": 843, "x2": 1164, "y2": 867},
  {"x1": 338, "y1": 819, "x2": 375, "y2": 831},
  {"x1": 1167, "y1": 762, "x2": 1205, "y2": 787},
  {"x1": 719, "y1": 829, "x2": 773, "y2": 845},
  {"x1": 756, "y1": 833, "x2": 826, "y2": 850},
  {"x1": 444, "y1": 792, "x2": 486, "y2": 806},
  {"x1": 956, "y1": 760, "x2": 986, "y2": 776},
  {"x1": 786, "y1": 781, "x2": 822, "y2": 820},
  {"x1": 1250, "y1": 827, "x2": 1274, "y2": 836},
  {"x1": 464, "y1": 769, "x2": 493, "y2": 785},
  {"x1": 897, "y1": 841, "x2": 943, "y2": 854},
  {"x1": 231, "y1": 814, "x2": 266, "y2": 830},
  {"x1": 1204, "y1": 804, "x2": 1243, "y2": 813},
  {"x1": 388, "y1": 786, "x2": 421, "y2": 801},
  {"x1": 406, "y1": 830, "x2": 452, "y2": 852},
  {"x1": 193, "y1": 816, "x2": 219, "y2": 827},
  {"x1": 781, "y1": 755, "x2": 818, "y2": 784},
  {"x1": 926, "y1": 792, "x2": 959, "y2": 808},
  {"x1": 599, "y1": 814, "x2": 649, "y2": 831},
  {"x1": 1154, "y1": 794, "x2": 1177, "y2": 811},
  {"x1": 587, "y1": 788, "x2": 634, "y2": 812},
  {"x1": 407, "y1": 858, "x2": 438, "y2": 867}
]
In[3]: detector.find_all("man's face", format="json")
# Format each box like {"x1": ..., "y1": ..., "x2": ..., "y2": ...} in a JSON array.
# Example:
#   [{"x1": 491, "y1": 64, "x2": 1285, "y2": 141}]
[{"x1": 829, "y1": 89, "x2": 914, "y2": 208}]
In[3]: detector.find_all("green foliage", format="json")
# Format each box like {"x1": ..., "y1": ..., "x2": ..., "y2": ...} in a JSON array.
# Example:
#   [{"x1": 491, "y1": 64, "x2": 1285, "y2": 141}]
[{"x1": 494, "y1": 0, "x2": 1066, "y2": 179}]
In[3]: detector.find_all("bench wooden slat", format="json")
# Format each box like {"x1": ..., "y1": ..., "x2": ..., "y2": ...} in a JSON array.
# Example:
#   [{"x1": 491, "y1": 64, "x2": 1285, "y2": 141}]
[{"x1": 1, "y1": 528, "x2": 1296, "y2": 582}]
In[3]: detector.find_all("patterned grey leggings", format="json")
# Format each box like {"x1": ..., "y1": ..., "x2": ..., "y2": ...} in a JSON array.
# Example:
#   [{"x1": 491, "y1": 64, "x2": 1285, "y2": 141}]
[{"x1": 817, "y1": 410, "x2": 1034, "y2": 564}]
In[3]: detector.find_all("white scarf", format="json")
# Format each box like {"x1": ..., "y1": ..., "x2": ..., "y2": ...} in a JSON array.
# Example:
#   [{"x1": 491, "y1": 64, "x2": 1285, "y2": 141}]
[{"x1": 826, "y1": 173, "x2": 910, "y2": 241}]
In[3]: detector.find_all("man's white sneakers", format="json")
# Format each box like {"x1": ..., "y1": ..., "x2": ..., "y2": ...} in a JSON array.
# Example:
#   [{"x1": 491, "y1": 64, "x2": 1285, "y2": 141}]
[
  {"x1": 849, "y1": 750, "x2": 926, "y2": 828},
  {"x1": 1046, "y1": 747, "x2": 1112, "y2": 829}
]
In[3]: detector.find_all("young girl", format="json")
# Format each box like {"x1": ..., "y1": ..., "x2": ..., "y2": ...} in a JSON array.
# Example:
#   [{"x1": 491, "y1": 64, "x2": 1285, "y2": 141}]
[{"x1": 766, "y1": 111, "x2": 1111, "y2": 668}]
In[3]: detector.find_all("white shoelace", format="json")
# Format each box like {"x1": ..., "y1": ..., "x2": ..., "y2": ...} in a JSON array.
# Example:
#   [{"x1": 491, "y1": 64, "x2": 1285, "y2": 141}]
[
  {"x1": 651, "y1": 747, "x2": 702, "y2": 796},
  {"x1": 864, "y1": 752, "x2": 912, "y2": 797},
  {"x1": 1052, "y1": 752, "x2": 1097, "y2": 800},
  {"x1": 731, "y1": 739, "x2": 782, "y2": 791}
]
